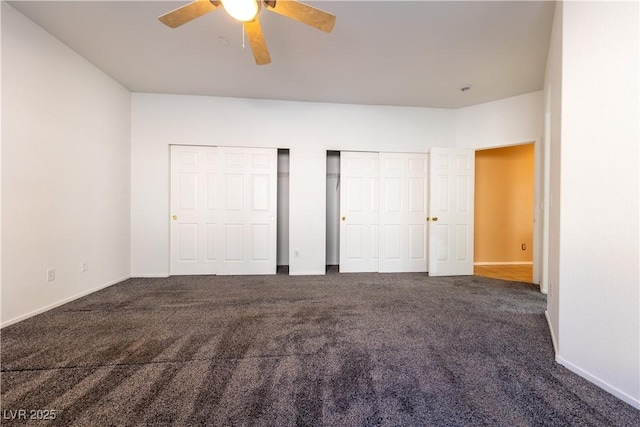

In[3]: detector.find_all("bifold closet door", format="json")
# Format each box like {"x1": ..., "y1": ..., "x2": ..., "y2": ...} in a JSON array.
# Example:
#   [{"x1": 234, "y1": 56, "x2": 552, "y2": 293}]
[
  {"x1": 217, "y1": 147, "x2": 277, "y2": 275},
  {"x1": 170, "y1": 145, "x2": 277, "y2": 276},
  {"x1": 170, "y1": 145, "x2": 219, "y2": 275},
  {"x1": 339, "y1": 151, "x2": 429, "y2": 273},
  {"x1": 379, "y1": 153, "x2": 429, "y2": 272},
  {"x1": 339, "y1": 152, "x2": 379, "y2": 272}
]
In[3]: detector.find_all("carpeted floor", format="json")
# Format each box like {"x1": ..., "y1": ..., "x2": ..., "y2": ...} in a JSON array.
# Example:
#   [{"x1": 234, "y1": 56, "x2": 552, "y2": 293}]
[{"x1": 1, "y1": 273, "x2": 638, "y2": 426}]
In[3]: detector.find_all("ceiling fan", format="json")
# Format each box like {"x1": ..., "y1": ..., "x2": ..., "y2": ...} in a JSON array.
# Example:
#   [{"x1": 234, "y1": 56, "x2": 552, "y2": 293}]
[{"x1": 159, "y1": 0, "x2": 336, "y2": 65}]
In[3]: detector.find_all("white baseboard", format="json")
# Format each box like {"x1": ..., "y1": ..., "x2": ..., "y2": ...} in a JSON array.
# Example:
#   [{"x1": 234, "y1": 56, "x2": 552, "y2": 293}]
[
  {"x1": 1, "y1": 275, "x2": 130, "y2": 328},
  {"x1": 131, "y1": 274, "x2": 170, "y2": 278},
  {"x1": 474, "y1": 262, "x2": 533, "y2": 266},
  {"x1": 544, "y1": 310, "x2": 558, "y2": 355},
  {"x1": 556, "y1": 355, "x2": 640, "y2": 409}
]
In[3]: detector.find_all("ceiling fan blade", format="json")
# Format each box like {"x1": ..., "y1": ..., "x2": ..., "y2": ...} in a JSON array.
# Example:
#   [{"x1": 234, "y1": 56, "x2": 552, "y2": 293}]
[
  {"x1": 265, "y1": 0, "x2": 336, "y2": 33},
  {"x1": 159, "y1": 0, "x2": 221, "y2": 28},
  {"x1": 244, "y1": 18, "x2": 272, "y2": 65}
]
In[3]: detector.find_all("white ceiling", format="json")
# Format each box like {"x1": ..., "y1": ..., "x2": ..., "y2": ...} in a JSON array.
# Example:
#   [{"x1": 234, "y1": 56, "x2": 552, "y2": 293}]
[{"x1": 8, "y1": 0, "x2": 555, "y2": 108}]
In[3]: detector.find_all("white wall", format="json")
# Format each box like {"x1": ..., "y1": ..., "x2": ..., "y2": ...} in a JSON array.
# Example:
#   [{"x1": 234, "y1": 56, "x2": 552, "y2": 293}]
[
  {"x1": 455, "y1": 91, "x2": 543, "y2": 149},
  {"x1": 131, "y1": 94, "x2": 456, "y2": 276},
  {"x1": 543, "y1": 0, "x2": 563, "y2": 357},
  {"x1": 1, "y1": 4, "x2": 131, "y2": 326},
  {"x1": 555, "y1": 1, "x2": 640, "y2": 408}
]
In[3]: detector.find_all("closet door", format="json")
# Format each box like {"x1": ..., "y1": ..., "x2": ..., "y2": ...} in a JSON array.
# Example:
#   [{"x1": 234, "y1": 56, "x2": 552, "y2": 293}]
[
  {"x1": 218, "y1": 147, "x2": 277, "y2": 275},
  {"x1": 379, "y1": 153, "x2": 429, "y2": 272},
  {"x1": 428, "y1": 148, "x2": 475, "y2": 276},
  {"x1": 170, "y1": 145, "x2": 219, "y2": 275},
  {"x1": 339, "y1": 152, "x2": 379, "y2": 272}
]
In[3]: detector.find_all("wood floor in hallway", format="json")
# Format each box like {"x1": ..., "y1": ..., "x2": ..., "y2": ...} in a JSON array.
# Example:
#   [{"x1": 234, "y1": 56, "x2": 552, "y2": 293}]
[{"x1": 474, "y1": 264, "x2": 533, "y2": 283}]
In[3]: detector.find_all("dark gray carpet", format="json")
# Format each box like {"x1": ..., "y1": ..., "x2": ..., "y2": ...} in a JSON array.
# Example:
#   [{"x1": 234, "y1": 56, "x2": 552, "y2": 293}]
[{"x1": 1, "y1": 272, "x2": 638, "y2": 426}]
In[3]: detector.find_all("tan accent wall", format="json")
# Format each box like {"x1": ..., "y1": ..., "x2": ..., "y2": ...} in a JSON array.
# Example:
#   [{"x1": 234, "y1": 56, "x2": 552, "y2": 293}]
[{"x1": 474, "y1": 144, "x2": 534, "y2": 263}]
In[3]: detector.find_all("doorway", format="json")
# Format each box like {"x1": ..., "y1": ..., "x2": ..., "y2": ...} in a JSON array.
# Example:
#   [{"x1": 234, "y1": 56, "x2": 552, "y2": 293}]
[
  {"x1": 474, "y1": 143, "x2": 535, "y2": 283},
  {"x1": 326, "y1": 151, "x2": 340, "y2": 271},
  {"x1": 277, "y1": 149, "x2": 290, "y2": 274}
]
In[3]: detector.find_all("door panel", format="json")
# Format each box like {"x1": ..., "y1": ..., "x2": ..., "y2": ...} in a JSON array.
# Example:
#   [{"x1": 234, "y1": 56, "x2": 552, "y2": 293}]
[
  {"x1": 225, "y1": 174, "x2": 243, "y2": 210},
  {"x1": 408, "y1": 225, "x2": 425, "y2": 259},
  {"x1": 170, "y1": 145, "x2": 219, "y2": 275},
  {"x1": 218, "y1": 147, "x2": 277, "y2": 275},
  {"x1": 384, "y1": 225, "x2": 402, "y2": 259},
  {"x1": 340, "y1": 152, "x2": 379, "y2": 272},
  {"x1": 178, "y1": 224, "x2": 197, "y2": 261},
  {"x1": 428, "y1": 148, "x2": 475, "y2": 276},
  {"x1": 251, "y1": 224, "x2": 270, "y2": 260},
  {"x1": 252, "y1": 175, "x2": 270, "y2": 210},
  {"x1": 223, "y1": 223, "x2": 243, "y2": 261},
  {"x1": 378, "y1": 153, "x2": 429, "y2": 273},
  {"x1": 206, "y1": 225, "x2": 217, "y2": 260}
]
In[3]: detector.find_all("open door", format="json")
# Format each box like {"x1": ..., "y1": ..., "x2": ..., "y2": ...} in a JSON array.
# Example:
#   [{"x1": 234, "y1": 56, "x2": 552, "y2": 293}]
[{"x1": 428, "y1": 148, "x2": 475, "y2": 276}]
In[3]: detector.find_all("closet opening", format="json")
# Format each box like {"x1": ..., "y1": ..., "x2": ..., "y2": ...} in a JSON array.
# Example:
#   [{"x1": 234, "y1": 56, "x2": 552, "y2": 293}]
[
  {"x1": 277, "y1": 149, "x2": 290, "y2": 275},
  {"x1": 326, "y1": 151, "x2": 340, "y2": 273}
]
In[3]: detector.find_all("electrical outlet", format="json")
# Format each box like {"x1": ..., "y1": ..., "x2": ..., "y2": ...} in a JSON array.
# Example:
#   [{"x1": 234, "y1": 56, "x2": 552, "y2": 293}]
[
  {"x1": 521, "y1": 243, "x2": 527, "y2": 250},
  {"x1": 81, "y1": 261, "x2": 88, "y2": 272},
  {"x1": 46, "y1": 269, "x2": 55, "y2": 282}
]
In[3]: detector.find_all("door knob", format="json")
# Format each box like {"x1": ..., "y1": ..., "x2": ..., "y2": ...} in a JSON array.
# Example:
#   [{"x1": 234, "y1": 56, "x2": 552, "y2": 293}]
[
  {"x1": 426, "y1": 217, "x2": 430, "y2": 222},
  {"x1": 342, "y1": 216, "x2": 346, "y2": 221},
  {"x1": 172, "y1": 215, "x2": 177, "y2": 220},
  {"x1": 432, "y1": 217, "x2": 438, "y2": 222}
]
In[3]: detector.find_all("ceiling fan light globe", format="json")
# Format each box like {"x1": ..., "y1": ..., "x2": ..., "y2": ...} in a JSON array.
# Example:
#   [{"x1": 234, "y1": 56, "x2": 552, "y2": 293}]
[{"x1": 221, "y1": 0, "x2": 259, "y2": 22}]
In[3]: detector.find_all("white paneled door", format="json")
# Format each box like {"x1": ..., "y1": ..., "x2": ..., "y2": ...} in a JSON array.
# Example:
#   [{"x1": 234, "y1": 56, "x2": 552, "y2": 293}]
[
  {"x1": 379, "y1": 153, "x2": 429, "y2": 272},
  {"x1": 428, "y1": 148, "x2": 475, "y2": 276},
  {"x1": 339, "y1": 152, "x2": 379, "y2": 272},
  {"x1": 170, "y1": 145, "x2": 277, "y2": 276},
  {"x1": 217, "y1": 147, "x2": 277, "y2": 275},
  {"x1": 170, "y1": 146, "x2": 219, "y2": 275},
  {"x1": 339, "y1": 151, "x2": 429, "y2": 273}
]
